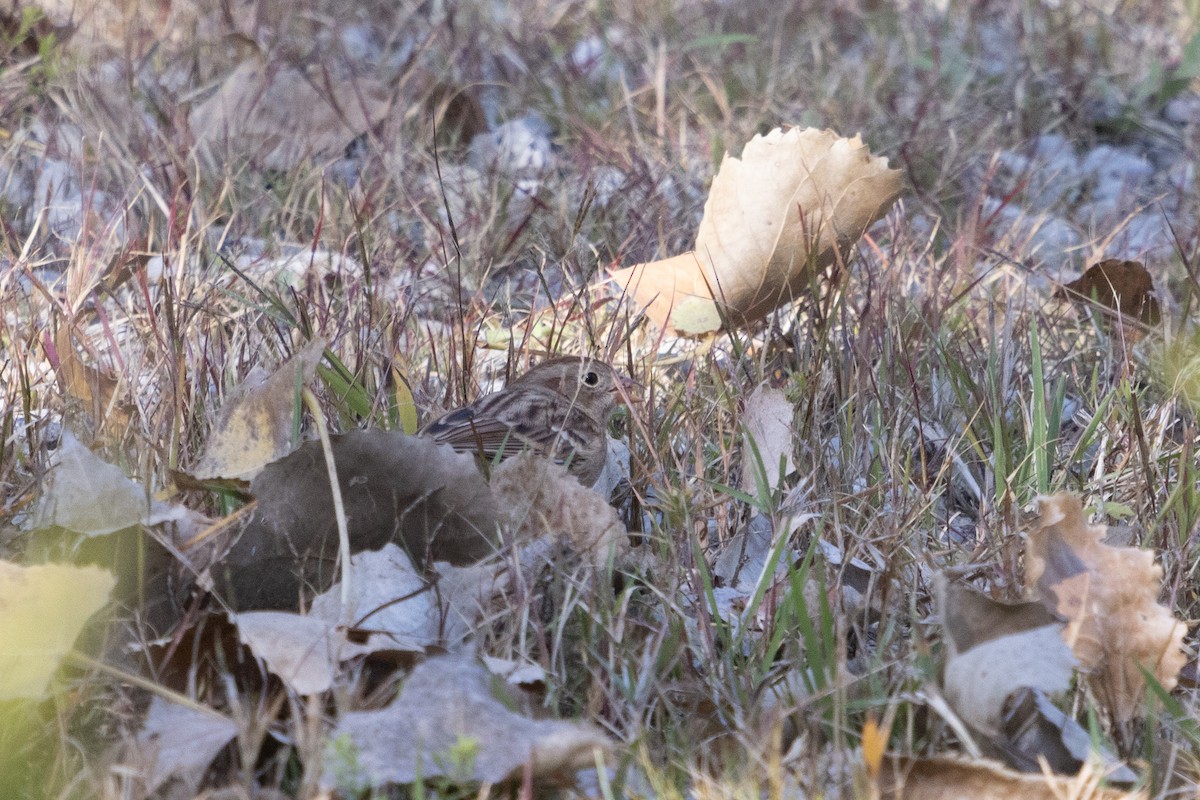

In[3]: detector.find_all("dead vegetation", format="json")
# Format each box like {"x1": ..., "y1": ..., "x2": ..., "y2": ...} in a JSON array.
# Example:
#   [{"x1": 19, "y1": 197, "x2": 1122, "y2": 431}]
[{"x1": 2, "y1": 0, "x2": 1200, "y2": 798}]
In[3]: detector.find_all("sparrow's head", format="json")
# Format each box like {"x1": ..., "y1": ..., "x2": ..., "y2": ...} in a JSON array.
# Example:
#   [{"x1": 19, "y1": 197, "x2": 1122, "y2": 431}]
[{"x1": 514, "y1": 356, "x2": 636, "y2": 419}]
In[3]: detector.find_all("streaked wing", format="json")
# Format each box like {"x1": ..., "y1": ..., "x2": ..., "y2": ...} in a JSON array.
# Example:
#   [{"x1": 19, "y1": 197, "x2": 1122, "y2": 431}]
[
  {"x1": 421, "y1": 389, "x2": 556, "y2": 461},
  {"x1": 422, "y1": 411, "x2": 537, "y2": 460},
  {"x1": 421, "y1": 388, "x2": 601, "y2": 468}
]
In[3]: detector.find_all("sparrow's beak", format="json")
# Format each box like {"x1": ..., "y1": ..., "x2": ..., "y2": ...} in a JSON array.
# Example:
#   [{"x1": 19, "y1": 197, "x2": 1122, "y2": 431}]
[{"x1": 613, "y1": 374, "x2": 642, "y2": 406}]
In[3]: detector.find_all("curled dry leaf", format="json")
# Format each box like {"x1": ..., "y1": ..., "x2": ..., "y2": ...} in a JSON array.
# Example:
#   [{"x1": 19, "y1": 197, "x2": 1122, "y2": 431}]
[
  {"x1": 0, "y1": 561, "x2": 115, "y2": 700},
  {"x1": 938, "y1": 576, "x2": 1076, "y2": 740},
  {"x1": 1057, "y1": 259, "x2": 1161, "y2": 328},
  {"x1": 740, "y1": 384, "x2": 795, "y2": 494},
  {"x1": 309, "y1": 543, "x2": 439, "y2": 657},
  {"x1": 233, "y1": 611, "x2": 340, "y2": 695},
  {"x1": 490, "y1": 453, "x2": 628, "y2": 568},
  {"x1": 610, "y1": 127, "x2": 902, "y2": 334},
  {"x1": 33, "y1": 430, "x2": 195, "y2": 537},
  {"x1": 232, "y1": 544, "x2": 479, "y2": 695},
  {"x1": 211, "y1": 430, "x2": 499, "y2": 610},
  {"x1": 999, "y1": 687, "x2": 1136, "y2": 783},
  {"x1": 1025, "y1": 494, "x2": 1187, "y2": 733},
  {"x1": 191, "y1": 339, "x2": 326, "y2": 482},
  {"x1": 322, "y1": 655, "x2": 611, "y2": 788},
  {"x1": 937, "y1": 577, "x2": 1135, "y2": 781},
  {"x1": 189, "y1": 59, "x2": 394, "y2": 171},
  {"x1": 435, "y1": 559, "x2": 509, "y2": 648},
  {"x1": 879, "y1": 755, "x2": 1143, "y2": 800}
]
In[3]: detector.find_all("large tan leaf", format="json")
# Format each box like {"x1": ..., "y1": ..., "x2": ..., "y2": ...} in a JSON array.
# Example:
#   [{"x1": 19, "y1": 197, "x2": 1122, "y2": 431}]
[
  {"x1": 1025, "y1": 494, "x2": 1187, "y2": 733},
  {"x1": 610, "y1": 127, "x2": 902, "y2": 333},
  {"x1": 0, "y1": 561, "x2": 115, "y2": 700}
]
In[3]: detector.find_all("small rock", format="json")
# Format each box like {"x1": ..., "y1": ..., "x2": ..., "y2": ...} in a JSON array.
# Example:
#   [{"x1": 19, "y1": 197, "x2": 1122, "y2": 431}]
[
  {"x1": 1081, "y1": 145, "x2": 1154, "y2": 201},
  {"x1": 1165, "y1": 93, "x2": 1200, "y2": 126},
  {"x1": 470, "y1": 115, "x2": 554, "y2": 176},
  {"x1": 1105, "y1": 212, "x2": 1176, "y2": 261}
]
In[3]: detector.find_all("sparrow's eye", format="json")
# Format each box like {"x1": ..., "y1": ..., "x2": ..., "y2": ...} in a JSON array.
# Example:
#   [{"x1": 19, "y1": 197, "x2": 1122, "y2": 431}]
[{"x1": 583, "y1": 371, "x2": 600, "y2": 387}]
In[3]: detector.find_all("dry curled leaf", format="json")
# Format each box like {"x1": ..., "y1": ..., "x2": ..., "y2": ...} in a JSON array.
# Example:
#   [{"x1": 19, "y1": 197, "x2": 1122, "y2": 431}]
[
  {"x1": 879, "y1": 755, "x2": 1143, "y2": 800},
  {"x1": 33, "y1": 430, "x2": 149, "y2": 536},
  {"x1": 740, "y1": 384, "x2": 795, "y2": 494},
  {"x1": 938, "y1": 576, "x2": 1076, "y2": 740},
  {"x1": 1025, "y1": 494, "x2": 1187, "y2": 736},
  {"x1": 1057, "y1": 259, "x2": 1161, "y2": 328},
  {"x1": 233, "y1": 611, "x2": 340, "y2": 695},
  {"x1": 937, "y1": 576, "x2": 1135, "y2": 781},
  {"x1": 191, "y1": 339, "x2": 326, "y2": 482},
  {"x1": 308, "y1": 543, "x2": 440, "y2": 657},
  {"x1": 610, "y1": 127, "x2": 902, "y2": 334},
  {"x1": 232, "y1": 544, "x2": 476, "y2": 694},
  {"x1": 322, "y1": 655, "x2": 611, "y2": 788},
  {"x1": 211, "y1": 430, "x2": 500, "y2": 610},
  {"x1": 490, "y1": 453, "x2": 628, "y2": 568}
]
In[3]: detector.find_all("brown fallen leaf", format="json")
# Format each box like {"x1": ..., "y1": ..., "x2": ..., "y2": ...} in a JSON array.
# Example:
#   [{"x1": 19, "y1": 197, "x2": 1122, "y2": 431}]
[
  {"x1": 1057, "y1": 259, "x2": 1161, "y2": 328},
  {"x1": 610, "y1": 127, "x2": 902, "y2": 334},
  {"x1": 879, "y1": 755, "x2": 1143, "y2": 800},
  {"x1": 937, "y1": 575, "x2": 1136, "y2": 781},
  {"x1": 1025, "y1": 493, "x2": 1187, "y2": 743},
  {"x1": 211, "y1": 430, "x2": 500, "y2": 611},
  {"x1": 321, "y1": 655, "x2": 611, "y2": 788},
  {"x1": 191, "y1": 339, "x2": 326, "y2": 482},
  {"x1": 49, "y1": 326, "x2": 134, "y2": 434}
]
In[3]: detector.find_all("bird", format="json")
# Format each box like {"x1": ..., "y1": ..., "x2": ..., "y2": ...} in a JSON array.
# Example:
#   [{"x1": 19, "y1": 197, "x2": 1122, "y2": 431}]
[{"x1": 420, "y1": 356, "x2": 634, "y2": 486}]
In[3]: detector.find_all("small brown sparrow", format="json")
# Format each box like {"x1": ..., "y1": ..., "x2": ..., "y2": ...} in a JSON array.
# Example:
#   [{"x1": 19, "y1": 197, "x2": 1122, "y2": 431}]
[{"x1": 420, "y1": 356, "x2": 633, "y2": 486}]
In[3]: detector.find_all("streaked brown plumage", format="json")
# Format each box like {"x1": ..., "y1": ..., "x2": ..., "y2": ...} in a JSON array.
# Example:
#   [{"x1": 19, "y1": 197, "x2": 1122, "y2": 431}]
[{"x1": 420, "y1": 356, "x2": 632, "y2": 486}]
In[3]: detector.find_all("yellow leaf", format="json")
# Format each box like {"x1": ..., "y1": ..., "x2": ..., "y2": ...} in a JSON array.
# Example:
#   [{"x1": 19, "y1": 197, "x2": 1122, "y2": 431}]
[
  {"x1": 191, "y1": 339, "x2": 326, "y2": 481},
  {"x1": 861, "y1": 714, "x2": 887, "y2": 780},
  {"x1": 391, "y1": 366, "x2": 419, "y2": 435},
  {"x1": 0, "y1": 561, "x2": 115, "y2": 700}
]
